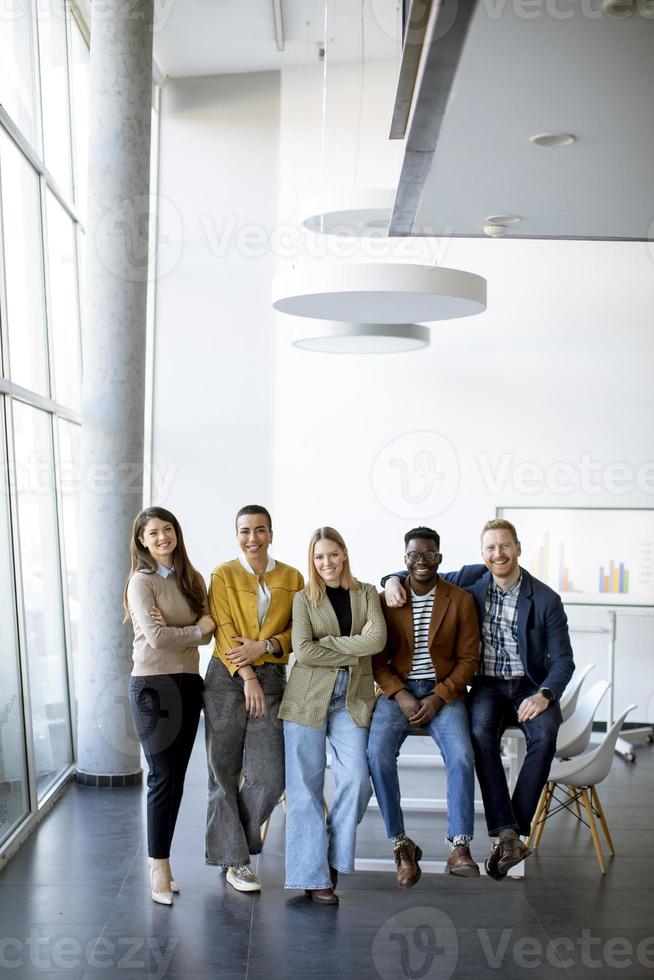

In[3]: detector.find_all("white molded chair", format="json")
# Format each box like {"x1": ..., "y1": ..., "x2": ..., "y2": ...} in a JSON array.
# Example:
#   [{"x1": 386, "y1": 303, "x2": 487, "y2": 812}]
[
  {"x1": 560, "y1": 663, "x2": 595, "y2": 723},
  {"x1": 555, "y1": 679, "x2": 610, "y2": 759},
  {"x1": 528, "y1": 704, "x2": 637, "y2": 873}
]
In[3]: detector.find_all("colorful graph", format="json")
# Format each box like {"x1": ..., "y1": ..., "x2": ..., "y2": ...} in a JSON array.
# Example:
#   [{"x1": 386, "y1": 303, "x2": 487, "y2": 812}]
[
  {"x1": 598, "y1": 561, "x2": 629, "y2": 594},
  {"x1": 499, "y1": 508, "x2": 654, "y2": 607},
  {"x1": 559, "y1": 542, "x2": 580, "y2": 593}
]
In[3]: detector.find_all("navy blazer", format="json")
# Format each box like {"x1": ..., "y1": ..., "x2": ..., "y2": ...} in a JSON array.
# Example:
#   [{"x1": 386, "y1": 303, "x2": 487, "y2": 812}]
[{"x1": 382, "y1": 565, "x2": 574, "y2": 700}]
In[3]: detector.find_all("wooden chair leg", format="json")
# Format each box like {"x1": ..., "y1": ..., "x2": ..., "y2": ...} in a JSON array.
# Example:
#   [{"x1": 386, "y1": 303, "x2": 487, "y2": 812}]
[
  {"x1": 580, "y1": 787, "x2": 606, "y2": 873},
  {"x1": 591, "y1": 786, "x2": 615, "y2": 854},
  {"x1": 527, "y1": 785, "x2": 548, "y2": 847},
  {"x1": 533, "y1": 782, "x2": 554, "y2": 849}
]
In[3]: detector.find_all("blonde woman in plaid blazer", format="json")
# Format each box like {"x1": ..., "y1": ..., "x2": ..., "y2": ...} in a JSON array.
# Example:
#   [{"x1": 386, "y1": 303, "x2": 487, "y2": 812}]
[{"x1": 279, "y1": 527, "x2": 387, "y2": 904}]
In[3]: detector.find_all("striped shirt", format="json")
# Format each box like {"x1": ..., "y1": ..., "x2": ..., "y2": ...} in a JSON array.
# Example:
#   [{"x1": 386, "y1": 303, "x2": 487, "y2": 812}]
[
  {"x1": 408, "y1": 586, "x2": 436, "y2": 680},
  {"x1": 480, "y1": 573, "x2": 524, "y2": 677}
]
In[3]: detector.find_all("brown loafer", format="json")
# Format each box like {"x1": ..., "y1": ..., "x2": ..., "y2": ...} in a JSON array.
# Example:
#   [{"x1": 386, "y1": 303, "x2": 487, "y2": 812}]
[
  {"x1": 305, "y1": 887, "x2": 339, "y2": 905},
  {"x1": 446, "y1": 844, "x2": 480, "y2": 877},
  {"x1": 394, "y1": 838, "x2": 423, "y2": 889},
  {"x1": 485, "y1": 838, "x2": 532, "y2": 880}
]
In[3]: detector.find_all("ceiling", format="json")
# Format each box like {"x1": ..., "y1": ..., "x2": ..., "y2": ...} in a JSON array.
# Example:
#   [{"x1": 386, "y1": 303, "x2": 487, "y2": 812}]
[
  {"x1": 398, "y1": 0, "x2": 654, "y2": 240},
  {"x1": 153, "y1": 0, "x2": 654, "y2": 241},
  {"x1": 153, "y1": 0, "x2": 401, "y2": 77}
]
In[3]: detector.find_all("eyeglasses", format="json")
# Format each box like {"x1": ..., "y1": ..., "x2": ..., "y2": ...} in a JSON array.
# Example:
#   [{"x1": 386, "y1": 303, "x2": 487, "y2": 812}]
[{"x1": 405, "y1": 550, "x2": 439, "y2": 563}]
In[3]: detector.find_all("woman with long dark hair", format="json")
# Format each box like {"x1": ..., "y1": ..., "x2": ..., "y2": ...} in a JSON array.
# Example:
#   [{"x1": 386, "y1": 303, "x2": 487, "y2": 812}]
[
  {"x1": 279, "y1": 527, "x2": 387, "y2": 904},
  {"x1": 124, "y1": 507, "x2": 215, "y2": 905}
]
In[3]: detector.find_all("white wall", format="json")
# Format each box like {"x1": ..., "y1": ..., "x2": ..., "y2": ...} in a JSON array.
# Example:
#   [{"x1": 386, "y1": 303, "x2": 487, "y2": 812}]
[
  {"x1": 153, "y1": 62, "x2": 654, "y2": 721},
  {"x1": 153, "y1": 71, "x2": 280, "y2": 581}
]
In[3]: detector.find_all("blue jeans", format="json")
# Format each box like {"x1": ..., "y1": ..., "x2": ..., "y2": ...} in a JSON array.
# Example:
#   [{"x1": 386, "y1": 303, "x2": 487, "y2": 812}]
[
  {"x1": 284, "y1": 670, "x2": 372, "y2": 890},
  {"x1": 367, "y1": 680, "x2": 475, "y2": 840},
  {"x1": 468, "y1": 675, "x2": 561, "y2": 837}
]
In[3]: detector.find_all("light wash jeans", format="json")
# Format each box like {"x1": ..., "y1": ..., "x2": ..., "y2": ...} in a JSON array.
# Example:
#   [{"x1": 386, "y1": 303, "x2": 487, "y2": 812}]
[
  {"x1": 367, "y1": 680, "x2": 475, "y2": 840},
  {"x1": 284, "y1": 670, "x2": 372, "y2": 890}
]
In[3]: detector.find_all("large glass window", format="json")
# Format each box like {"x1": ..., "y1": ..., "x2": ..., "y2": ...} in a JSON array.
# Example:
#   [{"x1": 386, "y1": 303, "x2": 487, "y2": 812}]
[
  {"x1": 0, "y1": 400, "x2": 30, "y2": 847},
  {"x1": 46, "y1": 191, "x2": 81, "y2": 410},
  {"x1": 0, "y1": 0, "x2": 37, "y2": 146},
  {"x1": 37, "y1": 2, "x2": 73, "y2": 197},
  {"x1": 0, "y1": 128, "x2": 49, "y2": 396},
  {"x1": 13, "y1": 402, "x2": 73, "y2": 799}
]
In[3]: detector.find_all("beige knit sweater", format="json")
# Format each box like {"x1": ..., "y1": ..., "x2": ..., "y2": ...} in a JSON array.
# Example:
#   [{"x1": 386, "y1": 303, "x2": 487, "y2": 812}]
[{"x1": 127, "y1": 570, "x2": 212, "y2": 676}]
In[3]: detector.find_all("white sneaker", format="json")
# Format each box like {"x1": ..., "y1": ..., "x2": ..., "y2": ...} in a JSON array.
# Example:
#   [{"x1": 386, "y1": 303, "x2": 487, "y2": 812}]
[{"x1": 226, "y1": 864, "x2": 261, "y2": 893}]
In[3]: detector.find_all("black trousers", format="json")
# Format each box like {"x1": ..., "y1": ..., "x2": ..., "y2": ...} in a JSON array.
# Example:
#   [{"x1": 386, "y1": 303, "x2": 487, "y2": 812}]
[{"x1": 129, "y1": 672, "x2": 203, "y2": 858}]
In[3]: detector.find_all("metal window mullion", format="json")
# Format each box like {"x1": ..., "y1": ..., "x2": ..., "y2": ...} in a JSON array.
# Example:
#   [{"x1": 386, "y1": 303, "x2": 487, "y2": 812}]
[
  {"x1": 69, "y1": 0, "x2": 90, "y2": 46},
  {"x1": 0, "y1": 150, "x2": 10, "y2": 382},
  {"x1": 31, "y1": 0, "x2": 45, "y2": 166},
  {"x1": 0, "y1": 109, "x2": 82, "y2": 231},
  {"x1": 0, "y1": 378, "x2": 82, "y2": 423},
  {"x1": 51, "y1": 413, "x2": 77, "y2": 763},
  {"x1": 62, "y1": 2, "x2": 78, "y2": 218},
  {"x1": 39, "y1": 176, "x2": 55, "y2": 402},
  {"x1": 144, "y1": 90, "x2": 161, "y2": 507},
  {"x1": 3, "y1": 397, "x2": 39, "y2": 818}
]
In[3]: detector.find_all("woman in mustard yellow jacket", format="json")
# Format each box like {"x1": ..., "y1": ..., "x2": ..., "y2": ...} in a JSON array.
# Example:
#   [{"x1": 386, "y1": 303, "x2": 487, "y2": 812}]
[{"x1": 203, "y1": 505, "x2": 304, "y2": 894}]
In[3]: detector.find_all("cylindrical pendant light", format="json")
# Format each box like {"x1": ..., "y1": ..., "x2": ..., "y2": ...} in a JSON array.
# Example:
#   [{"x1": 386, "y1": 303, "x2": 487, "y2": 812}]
[{"x1": 273, "y1": 263, "x2": 487, "y2": 323}]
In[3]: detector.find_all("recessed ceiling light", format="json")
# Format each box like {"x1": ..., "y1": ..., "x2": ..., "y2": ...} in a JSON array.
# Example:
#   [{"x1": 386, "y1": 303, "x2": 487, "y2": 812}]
[
  {"x1": 530, "y1": 133, "x2": 576, "y2": 147},
  {"x1": 485, "y1": 214, "x2": 521, "y2": 225},
  {"x1": 483, "y1": 224, "x2": 508, "y2": 238}
]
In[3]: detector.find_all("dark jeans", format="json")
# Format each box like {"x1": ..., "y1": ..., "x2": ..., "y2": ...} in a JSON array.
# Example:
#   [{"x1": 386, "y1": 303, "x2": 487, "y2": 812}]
[
  {"x1": 468, "y1": 675, "x2": 561, "y2": 837},
  {"x1": 129, "y1": 672, "x2": 203, "y2": 858},
  {"x1": 203, "y1": 659, "x2": 286, "y2": 867}
]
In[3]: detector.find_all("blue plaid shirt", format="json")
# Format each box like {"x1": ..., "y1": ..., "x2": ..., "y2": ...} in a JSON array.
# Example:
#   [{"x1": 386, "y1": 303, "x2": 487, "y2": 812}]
[{"x1": 480, "y1": 573, "x2": 524, "y2": 677}]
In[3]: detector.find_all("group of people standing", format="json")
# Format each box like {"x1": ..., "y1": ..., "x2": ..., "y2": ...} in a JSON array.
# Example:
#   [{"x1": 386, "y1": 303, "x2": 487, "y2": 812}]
[{"x1": 124, "y1": 504, "x2": 574, "y2": 907}]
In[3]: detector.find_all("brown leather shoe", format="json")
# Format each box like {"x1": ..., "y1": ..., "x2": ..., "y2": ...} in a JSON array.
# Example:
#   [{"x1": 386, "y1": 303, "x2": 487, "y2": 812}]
[
  {"x1": 394, "y1": 839, "x2": 423, "y2": 889},
  {"x1": 305, "y1": 887, "x2": 339, "y2": 905},
  {"x1": 446, "y1": 844, "x2": 480, "y2": 877},
  {"x1": 485, "y1": 838, "x2": 532, "y2": 880}
]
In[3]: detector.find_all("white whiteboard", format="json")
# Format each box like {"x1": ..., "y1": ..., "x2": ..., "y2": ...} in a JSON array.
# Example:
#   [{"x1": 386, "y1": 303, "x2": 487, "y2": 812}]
[{"x1": 498, "y1": 508, "x2": 654, "y2": 607}]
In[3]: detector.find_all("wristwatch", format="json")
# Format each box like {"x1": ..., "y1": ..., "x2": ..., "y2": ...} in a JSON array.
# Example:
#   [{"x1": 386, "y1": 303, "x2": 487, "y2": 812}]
[
  {"x1": 264, "y1": 639, "x2": 275, "y2": 655},
  {"x1": 539, "y1": 687, "x2": 555, "y2": 702}
]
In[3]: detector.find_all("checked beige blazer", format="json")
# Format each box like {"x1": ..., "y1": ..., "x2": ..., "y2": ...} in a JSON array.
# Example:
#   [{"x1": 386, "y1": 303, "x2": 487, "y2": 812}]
[{"x1": 278, "y1": 583, "x2": 387, "y2": 729}]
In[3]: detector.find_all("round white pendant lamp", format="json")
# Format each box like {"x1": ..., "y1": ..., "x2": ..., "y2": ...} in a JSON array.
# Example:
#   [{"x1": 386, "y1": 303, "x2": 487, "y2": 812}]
[
  {"x1": 302, "y1": 189, "x2": 395, "y2": 236},
  {"x1": 289, "y1": 321, "x2": 430, "y2": 354},
  {"x1": 273, "y1": 263, "x2": 487, "y2": 323}
]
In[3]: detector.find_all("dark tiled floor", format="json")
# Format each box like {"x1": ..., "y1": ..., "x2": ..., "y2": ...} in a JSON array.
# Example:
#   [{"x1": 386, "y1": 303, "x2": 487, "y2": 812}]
[{"x1": 1, "y1": 723, "x2": 653, "y2": 979}]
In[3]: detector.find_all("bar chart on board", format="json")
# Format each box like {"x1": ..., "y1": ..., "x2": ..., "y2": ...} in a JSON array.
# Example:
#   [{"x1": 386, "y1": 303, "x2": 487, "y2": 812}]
[{"x1": 498, "y1": 508, "x2": 654, "y2": 606}]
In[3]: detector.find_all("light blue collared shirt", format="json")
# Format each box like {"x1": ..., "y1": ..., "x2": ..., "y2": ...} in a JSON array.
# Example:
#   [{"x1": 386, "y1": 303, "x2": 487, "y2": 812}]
[{"x1": 156, "y1": 564, "x2": 201, "y2": 637}]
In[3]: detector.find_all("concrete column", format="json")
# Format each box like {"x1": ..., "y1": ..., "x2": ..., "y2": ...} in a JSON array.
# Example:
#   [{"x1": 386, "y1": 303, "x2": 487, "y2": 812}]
[{"x1": 75, "y1": 0, "x2": 154, "y2": 784}]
